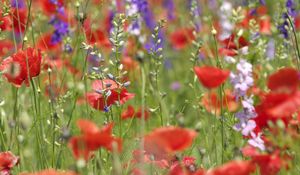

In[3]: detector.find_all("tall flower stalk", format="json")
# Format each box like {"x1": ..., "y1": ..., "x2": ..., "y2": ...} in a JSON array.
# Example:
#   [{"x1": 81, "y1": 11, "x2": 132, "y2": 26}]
[{"x1": 230, "y1": 59, "x2": 265, "y2": 150}]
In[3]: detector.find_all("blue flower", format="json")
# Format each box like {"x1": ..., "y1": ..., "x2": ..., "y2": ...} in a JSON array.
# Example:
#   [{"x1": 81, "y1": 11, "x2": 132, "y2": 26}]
[
  {"x1": 49, "y1": 16, "x2": 69, "y2": 44},
  {"x1": 137, "y1": 0, "x2": 155, "y2": 29},
  {"x1": 163, "y1": 0, "x2": 175, "y2": 20},
  {"x1": 11, "y1": 0, "x2": 25, "y2": 8},
  {"x1": 286, "y1": 0, "x2": 297, "y2": 17}
]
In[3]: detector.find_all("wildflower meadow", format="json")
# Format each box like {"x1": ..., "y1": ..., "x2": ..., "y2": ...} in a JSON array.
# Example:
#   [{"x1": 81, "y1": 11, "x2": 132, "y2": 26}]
[{"x1": 1, "y1": 0, "x2": 300, "y2": 174}]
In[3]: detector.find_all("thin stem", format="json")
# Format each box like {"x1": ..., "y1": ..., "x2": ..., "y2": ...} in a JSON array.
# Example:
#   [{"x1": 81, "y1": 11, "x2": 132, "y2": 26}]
[
  {"x1": 139, "y1": 65, "x2": 146, "y2": 172},
  {"x1": 286, "y1": 15, "x2": 300, "y2": 70}
]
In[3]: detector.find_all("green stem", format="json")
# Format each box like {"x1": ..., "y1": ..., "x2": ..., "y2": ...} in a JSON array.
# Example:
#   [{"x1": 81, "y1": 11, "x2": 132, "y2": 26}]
[{"x1": 286, "y1": 15, "x2": 300, "y2": 70}]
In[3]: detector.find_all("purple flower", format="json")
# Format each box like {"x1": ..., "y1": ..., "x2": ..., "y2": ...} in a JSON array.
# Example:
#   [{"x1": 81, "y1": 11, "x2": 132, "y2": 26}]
[
  {"x1": 230, "y1": 59, "x2": 254, "y2": 99},
  {"x1": 278, "y1": 13, "x2": 289, "y2": 39},
  {"x1": 219, "y1": 1, "x2": 234, "y2": 40},
  {"x1": 248, "y1": 132, "x2": 265, "y2": 151},
  {"x1": 106, "y1": 11, "x2": 115, "y2": 34},
  {"x1": 266, "y1": 39, "x2": 275, "y2": 60},
  {"x1": 163, "y1": 0, "x2": 175, "y2": 20},
  {"x1": 208, "y1": 0, "x2": 217, "y2": 9},
  {"x1": 164, "y1": 59, "x2": 173, "y2": 69},
  {"x1": 126, "y1": 0, "x2": 142, "y2": 35},
  {"x1": 11, "y1": 0, "x2": 25, "y2": 8},
  {"x1": 259, "y1": 0, "x2": 266, "y2": 5},
  {"x1": 170, "y1": 82, "x2": 181, "y2": 91},
  {"x1": 188, "y1": 0, "x2": 202, "y2": 31},
  {"x1": 137, "y1": 0, "x2": 155, "y2": 29},
  {"x1": 286, "y1": 0, "x2": 297, "y2": 17},
  {"x1": 242, "y1": 120, "x2": 256, "y2": 136},
  {"x1": 64, "y1": 43, "x2": 73, "y2": 53},
  {"x1": 145, "y1": 30, "x2": 164, "y2": 53},
  {"x1": 231, "y1": 59, "x2": 265, "y2": 150},
  {"x1": 104, "y1": 106, "x2": 110, "y2": 113},
  {"x1": 126, "y1": 0, "x2": 139, "y2": 16},
  {"x1": 49, "y1": 17, "x2": 69, "y2": 44}
]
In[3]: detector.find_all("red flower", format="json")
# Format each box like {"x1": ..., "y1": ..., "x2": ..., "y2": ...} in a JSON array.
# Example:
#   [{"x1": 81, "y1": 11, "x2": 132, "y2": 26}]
[
  {"x1": 0, "y1": 40, "x2": 13, "y2": 57},
  {"x1": 68, "y1": 119, "x2": 122, "y2": 161},
  {"x1": 169, "y1": 156, "x2": 197, "y2": 175},
  {"x1": 218, "y1": 34, "x2": 249, "y2": 57},
  {"x1": 295, "y1": 14, "x2": 300, "y2": 30},
  {"x1": 135, "y1": 107, "x2": 150, "y2": 120},
  {"x1": 144, "y1": 127, "x2": 197, "y2": 160},
  {"x1": 0, "y1": 11, "x2": 12, "y2": 31},
  {"x1": 121, "y1": 56, "x2": 139, "y2": 71},
  {"x1": 0, "y1": 151, "x2": 19, "y2": 175},
  {"x1": 169, "y1": 28, "x2": 194, "y2": 50},
  {"x1": 121, "y1": 105, "x2": 150, "y2": 120},
  {"x1": 206, "y1": 160, "x2": 255, "y2": 175},
  {"x1": 87, "y1": 79, "x2": 135, "y2": 111},
  {"x1": 20, "y1": 169, "x2": 76, "y2": 175},
  {"x1": 194, "y1": 66, "x2": 230, "y2": 89},
  {"x1": 11, "y1": 8, "x2": 27, "y2": 33},
  {"x1": 37, "y1": 33, "x2": 60, "y2": 51},
  {"x1": 218, "y1": 48, "x2": 237, "y2": 57},
  {"x1": 38, "y1": 0, "x2": 64, "y2": 16},
  {"x1": 131, "y1": 150, "x2": 169, "y2": 169},
  {"x1": 255, "y1": 93, "x2": 291, "y2": 129},
  {"x1": 267, "y1": 68, "x2": 299, "y2": 93},
  {"x1": 0, "y1": 47, "x2": 42, "y2": 87},
  {"x1": 267, "y1": 91, "x2": 300, "y2": 119},
  {"x1": 255, "y1": 91, "x2": 300, "y2": 129},
  {"x1": 259, "y1": 16, "x2": 271, "y2": 35},
  {"x1": 121, "y1": 105, "x2": 135, "y2": 119},
  {"x1": 252, "y1": 152, "x2": 284, "y2": 175},
  {"x1": 201, "y1": 90, "x2": 238, "y2": 115}
]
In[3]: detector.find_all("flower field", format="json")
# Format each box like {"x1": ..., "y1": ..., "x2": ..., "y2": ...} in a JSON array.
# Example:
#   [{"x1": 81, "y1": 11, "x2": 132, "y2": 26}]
[{"x1": 1, "y1": 0, "x2": 300, "y2": 174}]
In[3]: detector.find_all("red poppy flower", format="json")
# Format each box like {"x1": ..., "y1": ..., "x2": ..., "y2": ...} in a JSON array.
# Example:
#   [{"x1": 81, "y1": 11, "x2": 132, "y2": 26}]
[
  {"x1": 0, "y1": 151, "x2": 19, "y2": 175},
  {"x1": 0, "y1": 11, "x2": 12, "y2": 31},
  {"x1": 241, "y1": 145, "x2": 260, "y2": 157},
  {"x1": 251, "y1": 152, "x2": 284, "y2": 175},
  {"x1": 43, "y1": 56, "x2": 64, "y2": 71},
  {"x1": 257, "y1": 6, "x2": 268, "y2": 15},
  {"x1": 194, "y1": 66, "x2": 230, "y2": 89},
  {"x1": 87, "y1": 79, "x2": 134, "y2": 111},
  {"x1": 267, "y1": 91, "x2": 300, "y2": 118},
  {"x1": 38, "y1": 0, "x2": 64, "y2": 16},
  {"x1": 201, "y1": 90, "x2": 238, "y2": 115},
  {"x1": 69, "y1": 119, "x2": 122, "y2": 161},
  {"x1": 11, "y1": 8, "x2": 27, "y2": 33},
  {"x1": 267, "y1": 68, "x2": 299, "y2": 93},
  {"x1": 0, "y1": 47, "x2": 42, "y2": 87},
  {"x1": 255, "y1": 93, "x2": 291, "y2": 129},
  {"x1": 121, "y1": 56, "x2": 139, "y2": 71},
  {"x1": 94, "y1": 29, "x2": 112, "y2": 49},
  {"x1": 20, "y1": 169, "x2": 77, "y2": 175},
  {"x1": 218, "y1": 48, "x2": 237, "y2": 57},
  {"x1": 221, "y1": 34, "x2": 249, "y2": 50},
  {"x1": 37, "y1": 33, "x2": 60, "y2": 51},
  {"x1": 170, "y1": 28, "x2": 194, "y2": 50},
  {"x1": 135, "y1": 107, "x2": 150, "y2": 120},
  {"x1": 63, "y1": 60, "x2": 81, "y2": 76},
  {"x1": 131, "y1": 150, "x2": 169, "y2": 169},
  {"x1": 144, "y1": 127, "x2": 197, "y2": 160},
  {"x1": 218, "y1": 34, "x2": 249, "y2": 57},
  {"x1": 84, "y1": 19, "x2": 111, "y2": 50},
  {"x1": 121, "y1": 105, "x2": 135, "y2": 119},
  {"x1": 0, "y1": 40, "x2": 13, "y2": 57},
  {"x1": 206, "y1": 160, "x2": 255, "y2": 175},
  {"x1": 295, "y1": 14, "x2": 300, "y2": 30},
  {"x1": 169, "y1": 156, "x2": 197, "y2": 175},
  {"x1": 121, "y1": 105, "x2": 150, "y2": 120},
  {"x1": 259, "y1": 16, "x2": 271, "y2": 35}
]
